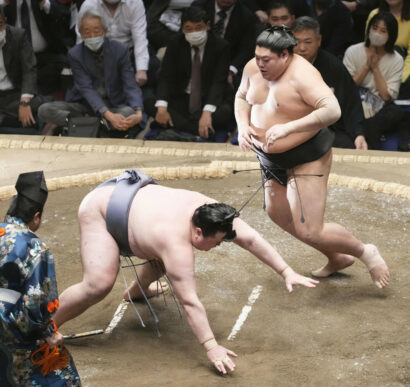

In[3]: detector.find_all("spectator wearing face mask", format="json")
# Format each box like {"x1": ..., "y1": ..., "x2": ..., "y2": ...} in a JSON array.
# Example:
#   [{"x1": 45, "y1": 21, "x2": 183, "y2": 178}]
[
  {"x1": 76, "y1": 0, "x2": 150, "y2": 87},
  {"x1": 144, "y1": 5, "x2": 234, "y2": 142},
  {"x1": 38, "y1": 9, "x2": 143, "y2": 138}
]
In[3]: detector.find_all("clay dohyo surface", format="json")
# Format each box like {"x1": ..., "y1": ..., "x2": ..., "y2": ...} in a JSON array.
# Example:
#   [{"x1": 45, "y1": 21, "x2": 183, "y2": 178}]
[{"x1": 1, "y1": 173, "x2": 409, "y2": 386}]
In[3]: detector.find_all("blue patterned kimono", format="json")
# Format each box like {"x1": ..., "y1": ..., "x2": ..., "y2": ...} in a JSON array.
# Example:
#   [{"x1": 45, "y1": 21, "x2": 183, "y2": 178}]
[{"x1": 0, "y1": 215, "x2": 81, "y2": 386}]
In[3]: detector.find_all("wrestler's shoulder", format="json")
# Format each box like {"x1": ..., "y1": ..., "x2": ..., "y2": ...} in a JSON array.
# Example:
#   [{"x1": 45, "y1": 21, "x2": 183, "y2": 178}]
[{"x1": 244, "y1": 58, "x2": 259, "y2": 73}]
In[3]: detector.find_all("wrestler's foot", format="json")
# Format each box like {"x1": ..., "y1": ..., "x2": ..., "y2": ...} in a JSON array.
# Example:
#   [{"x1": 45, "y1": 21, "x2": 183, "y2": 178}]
[
  {"x1": 311, "y1": 254, "x2": 355, "y2": 277},
  {"x1": 123, "y1": 280, "x2": 169, "y2": 301},
  {"x1": 359, "y1": 244, "x2": 390, "y2": 289}
]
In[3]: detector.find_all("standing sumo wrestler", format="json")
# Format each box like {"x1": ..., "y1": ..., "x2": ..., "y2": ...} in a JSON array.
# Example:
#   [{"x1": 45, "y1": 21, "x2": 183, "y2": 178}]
[{"x1": 234, "y1": 26, "x2": 389, "y2": 289}]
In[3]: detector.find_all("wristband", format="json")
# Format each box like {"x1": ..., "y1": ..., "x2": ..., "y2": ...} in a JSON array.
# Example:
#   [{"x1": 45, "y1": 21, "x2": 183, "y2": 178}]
[{"x1": 202, "y1": 338, "x2": 218, "y2": 352}]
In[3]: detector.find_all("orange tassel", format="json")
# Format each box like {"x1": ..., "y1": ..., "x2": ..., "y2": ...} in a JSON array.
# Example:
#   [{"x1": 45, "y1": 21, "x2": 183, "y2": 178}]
[{"x1": 31, "y1": 343, "x2": 70, "y2": 376}]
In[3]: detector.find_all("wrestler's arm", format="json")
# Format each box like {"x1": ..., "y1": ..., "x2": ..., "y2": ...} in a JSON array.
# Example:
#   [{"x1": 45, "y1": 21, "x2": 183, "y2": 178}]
[
  {"x1": 265, "y1": 67, "x2": 341, "y2": 146},
  {"x1": 233, "y1": 218, "x2": 319, "y2": 292},
  {"x1": 163, "y1": 245, "x2": 237, "y2": 374},
  {"x1": 234, "y1": 60, "x2": 256, "y2": 151}
]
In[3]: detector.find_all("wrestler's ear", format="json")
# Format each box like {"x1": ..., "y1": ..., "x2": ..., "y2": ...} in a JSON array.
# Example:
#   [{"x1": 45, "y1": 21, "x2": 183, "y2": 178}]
[{"x1": 194, "y1": 227, "x2": 203, "y2": 239}]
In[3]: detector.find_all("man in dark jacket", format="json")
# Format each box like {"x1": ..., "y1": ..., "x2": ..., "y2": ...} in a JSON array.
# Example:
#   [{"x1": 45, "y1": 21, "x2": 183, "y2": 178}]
[
  {"x1": 0, "y1": 6, "x2": 43, "y2": 134},
  {"x1": 292, "y1": 16, "x2": 367, "y2": 149}
]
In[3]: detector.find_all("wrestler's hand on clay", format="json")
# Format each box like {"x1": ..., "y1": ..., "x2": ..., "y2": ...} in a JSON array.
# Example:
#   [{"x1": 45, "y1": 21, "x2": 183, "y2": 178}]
[
  {"x1": 238, "y1": 125, "x2": 256, "y2": 152},
  {"x1": 207, "y1": 344, "x2": 238, "y2": 374},
  {"x1": 281, "y1": 267, "x2": 319, "y2": 293},
  {"x1": 46, "y1": 331, "x2": 64, "y2": 348}
]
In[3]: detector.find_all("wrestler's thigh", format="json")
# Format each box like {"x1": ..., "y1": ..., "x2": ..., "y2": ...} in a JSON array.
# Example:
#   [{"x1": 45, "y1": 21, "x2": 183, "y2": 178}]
[
  {"x1": 264, "y1": 180, "x2": 295, "y2": 233},
  {"x1": 78, "y1": 201, "x2": 120, "y2": 284},
  {"x1": 287, "y1": 149, "x2": 332, "y2": 229}
]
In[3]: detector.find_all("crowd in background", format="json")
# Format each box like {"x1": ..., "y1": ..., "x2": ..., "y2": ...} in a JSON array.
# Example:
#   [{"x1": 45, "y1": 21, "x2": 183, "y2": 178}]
[{"x1": 0, "y1": 0, "x2": 409, "y2": 151}]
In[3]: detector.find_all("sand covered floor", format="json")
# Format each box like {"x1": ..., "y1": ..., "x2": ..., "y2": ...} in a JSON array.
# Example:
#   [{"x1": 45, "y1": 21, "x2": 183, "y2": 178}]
[{"x1": 1, "y1": 135, "x2": 409, "y2": 386}]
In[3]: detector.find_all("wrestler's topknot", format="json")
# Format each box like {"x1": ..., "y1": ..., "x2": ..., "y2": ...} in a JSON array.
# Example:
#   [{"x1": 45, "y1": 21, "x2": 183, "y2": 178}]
[{"x1": 256, "y1": 25, "x2": 298, "y2": 55}]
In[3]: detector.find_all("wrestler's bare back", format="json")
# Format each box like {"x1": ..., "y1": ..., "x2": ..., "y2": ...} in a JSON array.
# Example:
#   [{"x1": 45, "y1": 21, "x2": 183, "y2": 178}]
[
  {"x1": 240, "y1": 54, "x2": 334, "y2": 152},
  {"x1": 82, "y1": 184, "x2": 213, "y2": 264}
]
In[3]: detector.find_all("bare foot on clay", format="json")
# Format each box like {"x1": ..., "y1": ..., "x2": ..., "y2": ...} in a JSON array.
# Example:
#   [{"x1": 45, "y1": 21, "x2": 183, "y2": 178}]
[
  {"x1": 123, "y1": 280, "x2": 169, "y2": 301},
  {"x1": 311, "y1": 254, "x2": 355, "y2": 277},
  {"x1": 359, "y1": 244, "x2": 390, "y2": 288}
]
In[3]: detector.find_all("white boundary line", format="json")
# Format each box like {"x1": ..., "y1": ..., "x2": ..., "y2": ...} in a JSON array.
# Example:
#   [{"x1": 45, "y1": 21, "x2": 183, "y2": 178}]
[
  {"x1": 105, "y1": 299, "x2": 129, "y2": 334},
  {"x1": 227, "y1": 285, "x2": 263, "y2": 341}
]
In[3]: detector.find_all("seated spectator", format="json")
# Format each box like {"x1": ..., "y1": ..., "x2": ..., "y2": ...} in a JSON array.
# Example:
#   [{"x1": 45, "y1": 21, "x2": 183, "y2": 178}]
[
  {"x1": 147, "y1": 0, "x2": 194, "y2": 52},
  {"x1": 310, "y1": 0, "x2": 353, "y2": 58},
  {"x1": 367, "y1": 0, "x2": 410, "y2": 98},
  {"x1": 267, "y1": 0, "x2": 295, "y2": 27},
  {"x1": 144, "y1": 6, "x2": 233, "y2": 142},
  {"x1": 38, "y1": 9, "x2": 143, "y2": 138},
  {"x1": 292, "y1": 16, "x2": 367, "y2": 149},
  {"x1": 3, "y1": 0, "x2": 67, "y2": 95},
  {"x1": 343, "y1": 11, "x2": 410, "y2": 151},
  {"x1": 77, "y1": 0, "x2": 151, "y2": 87},
  {"x1": 0, "y1": 7, "x2": 43, "y2": 135},
  {"x1": 342, "y1": 0, "x2": 378, "y2": 43},
  {"x1": 192, "y1": 0, "x2": 258, "y2": 89},
  {"x1": 244, "y1": 0, "x2": 311, "y2": 20}
]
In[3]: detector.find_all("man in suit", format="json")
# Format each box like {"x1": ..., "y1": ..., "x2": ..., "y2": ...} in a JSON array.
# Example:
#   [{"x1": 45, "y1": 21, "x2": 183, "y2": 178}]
[
  {"x1": 291, "y1": 16, "x2": 367, "y2": 149},
  {"x1": 192, "y1": 0, "x2": 257, "y2": 89},
  {"x1": 38, "y1": 9, "x2": 144, "y2": 138},
  {"x1": 145, "y1": 6, "x2": 233, "y2": 141},
  {"x1": 0, "y1": 6, "x2": 43, "y2": 134},
  {"x1": 3, "y1": 0, "x2": 67, "y2": 94}
]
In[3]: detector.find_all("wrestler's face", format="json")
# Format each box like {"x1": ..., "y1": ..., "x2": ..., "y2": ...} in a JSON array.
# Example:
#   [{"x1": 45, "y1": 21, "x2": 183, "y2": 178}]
[
  {"x1": 255, "y1": 46, "x2": 289, "y2": 81},
  {"x1": 293, "y1": 29, "x2": 321, "y2": 64},
  {"x1": 192, "y1": 229, "x2": 227, "y2": 251},
  {"x1": 268, "y1": 7, "x2": 295, "y2": 27}
]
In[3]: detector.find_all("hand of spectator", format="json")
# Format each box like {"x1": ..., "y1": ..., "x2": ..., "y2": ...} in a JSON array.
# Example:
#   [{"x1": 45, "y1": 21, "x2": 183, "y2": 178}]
[
  {"x1": 124, "y1": 110, "x2": 143, "y2": 128},
  {"x1": 104, "y1": 111, "x2": 129, "y2": 131},
  {"x1": 255, "y1": 10, "x2": 268, "y2": 23},
  {"x1": 155, "y1": 106, "x2": 173, "y2": 127},
  {"x1": 341, "y1": 1, "x2": 357, "y2": 12},
  {"x1": 198, "y1": 111, "x2": 214, "y2": 139},
  {"x1": 237, "y1": 125, "x2": 256, "y2": 152},
  {"x1": 46, "y1": 331, "x2": 64, "y2": 348},
  {"x1": 18, "y1": 103, "x2": 36, "y2": 128},
  {"x1": 135, "y1": 70, "x2": 148, "y2": 87},
  {"x1": 354, "y1": 135, "x2": 368, "y2": 150},
  {"x1": 368, "y1": 54, "x2": 380, "y2": 70}
]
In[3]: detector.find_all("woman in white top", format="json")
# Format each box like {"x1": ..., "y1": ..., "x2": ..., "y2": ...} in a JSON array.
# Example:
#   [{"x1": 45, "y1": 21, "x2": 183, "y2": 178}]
[{"x1": 343, "y1": 11, "x2": 410, "y2": 151}]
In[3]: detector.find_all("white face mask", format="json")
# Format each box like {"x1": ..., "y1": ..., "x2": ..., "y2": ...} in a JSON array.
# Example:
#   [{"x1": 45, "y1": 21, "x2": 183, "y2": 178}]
[
  {"x1": 84, "y1": 36, "x2": 104, "y2": 52},
  {"x1": 0, "y1": 29, "x2": 6, "y2": 43},
  {"x1": 184, "y1": 30, "x2": 208, "y2": 47},
  {"x1": 368, "y1": 30, "x2": 388, "y2": 47}
]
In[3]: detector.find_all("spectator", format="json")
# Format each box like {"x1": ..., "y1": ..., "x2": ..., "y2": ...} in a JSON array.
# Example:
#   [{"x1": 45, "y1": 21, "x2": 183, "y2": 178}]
[
  {"x1": 292, "y1": 16, "x2": 367, "y2": 149},
  {"x1": 267, "y1": 0, "x2": 295, "y2": 27},
  {"x1": 3, "y1": 0, "x2": 67, "y2": 94},
  {"x1": 192, "y1": 0, "x2": 258, "y2": 89},
  {"x1": 342, "y1": 0, "x2": 378, "y2": 43},
  {"x1": 311, "y1": 0, "x2": 353, "y2": 58},
  {"x1": 0, "y1": 6, "x2": 43, "y2": 135},
  {"x1": 77, "y1": 0, "x2": 151, "y2": 87},
  {"x1": 38, "y1": 9, "x2": 143, "y2": 138},
  {"x1": 343, "y1": 11, "x2": 410, "y2": 151},
  {"x1": 144, "y1": 6, "x2": 233, "y2": 142},
  {"x1": 367, "y1": 0, "x2": 410, "y2": 98},
  {"x1": 147, "y1": 0, "x2": 194, "y2": 52},
  {"x1": 244, "y1": 0, "x2": 311, "y2": 20}
]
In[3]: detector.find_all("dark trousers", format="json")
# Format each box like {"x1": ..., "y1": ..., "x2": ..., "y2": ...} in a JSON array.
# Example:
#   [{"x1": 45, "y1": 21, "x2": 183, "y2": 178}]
[
  {"x1": 145, "y1": 93, "x2": 233, "y2": 138},
  {"x1": 36, "y1": 50, "x2": 65, "y2": 95},
  {"x1": 363, "y1": 102, "x2": 410, "y2": 150},
  {"x1": 0, "y1": 89, "x2": 42, "y2": 132}
]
